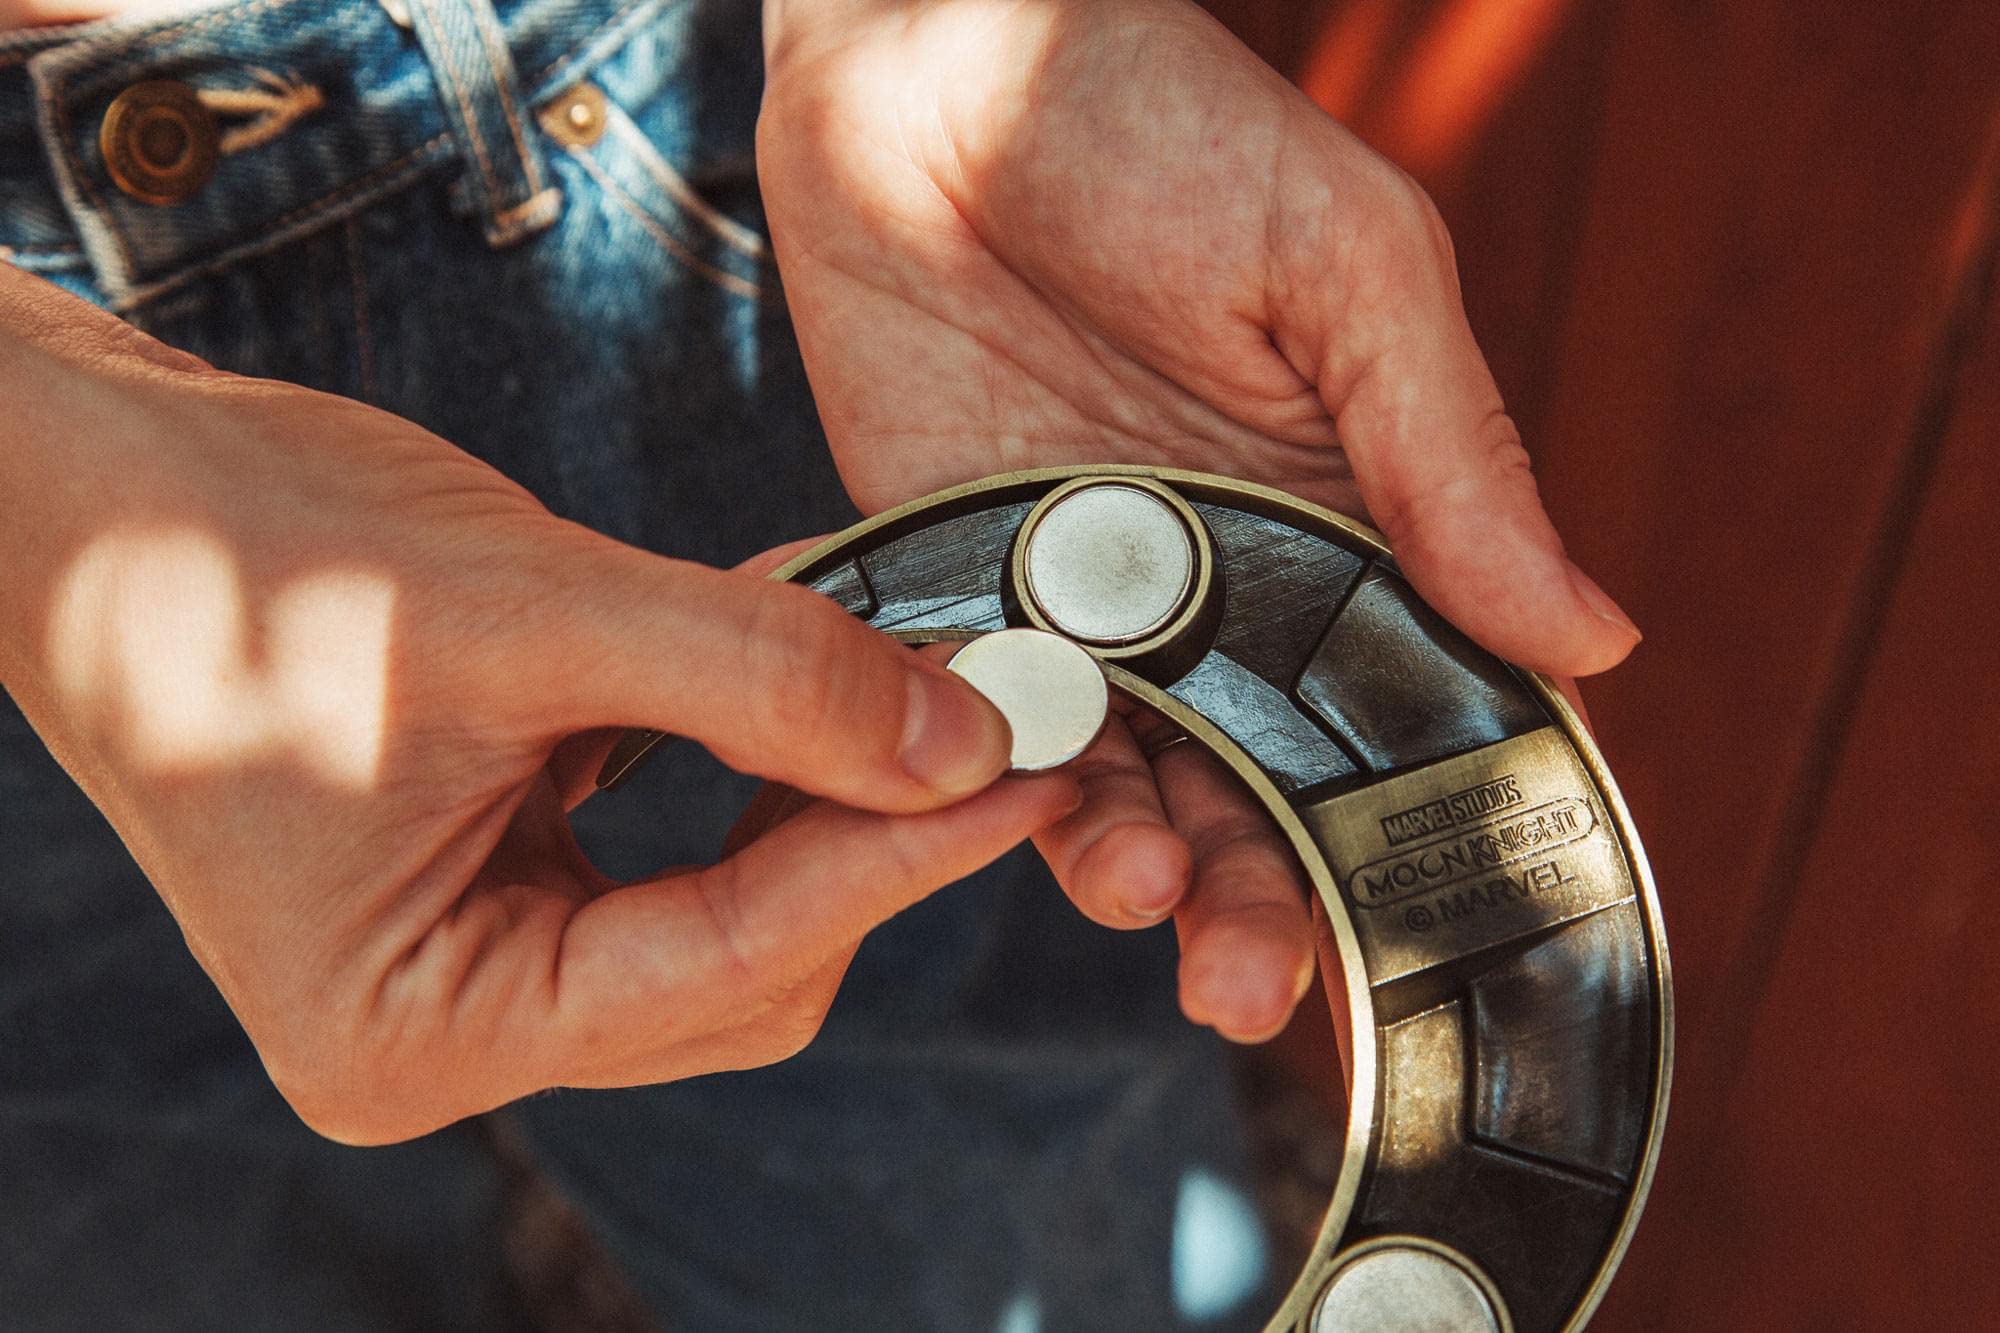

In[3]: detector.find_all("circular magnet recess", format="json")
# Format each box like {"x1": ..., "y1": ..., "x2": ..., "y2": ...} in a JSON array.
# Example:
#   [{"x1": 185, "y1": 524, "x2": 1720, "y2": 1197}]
[
  {"x1": 946, "y1": 629, "x2": 1110, "y2": 771},
  {"x1": 1021, "y1": 482, "x2": 1197, "y2": 644}
]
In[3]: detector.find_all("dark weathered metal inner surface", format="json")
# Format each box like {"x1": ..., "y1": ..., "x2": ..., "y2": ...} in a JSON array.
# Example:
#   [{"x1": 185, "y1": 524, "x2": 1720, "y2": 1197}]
[{"x1": 595, "y1": 467, "x2": 1669, "y2": 1332}]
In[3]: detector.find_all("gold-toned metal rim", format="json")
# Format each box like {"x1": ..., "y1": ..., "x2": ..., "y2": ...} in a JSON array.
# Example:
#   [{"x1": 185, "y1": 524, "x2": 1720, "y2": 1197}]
[
  {"x1": 771, "y1": 466, "x2": 1671, "y2": 1333},
  {"x1": 1006, "y1": 475, "x2": 1218, "y2": 658},
  {"x1": 1527, "y1": 677, "x2": 1674, "y2": 1332}
]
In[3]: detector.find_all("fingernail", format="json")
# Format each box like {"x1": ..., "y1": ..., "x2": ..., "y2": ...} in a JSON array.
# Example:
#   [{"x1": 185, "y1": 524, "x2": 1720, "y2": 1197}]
[
  {"x1": 1566, "y1": 560, "x2": 1642, "y2": 641},
  {"x1": 1210, "y1": 969, "x2": 1294, "y2": 1044},
  {"x1": 1244, "y1": 972, "x2": 1300, "y2": 1041},
  {"x1": 1121, "y1": 849, "x2": 1188, "y2": 924},
  {"x1": 900, "y1": 666, "x2": 1011, "y2": 797},
  {"x1": 1183, "y1": 953, "x2": 1289, "y2": 1043}
]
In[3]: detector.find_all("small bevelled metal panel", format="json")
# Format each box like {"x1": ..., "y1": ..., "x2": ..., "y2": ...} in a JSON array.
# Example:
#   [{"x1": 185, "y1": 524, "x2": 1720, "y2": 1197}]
[
  {"x1": 1165, "y1": 505, "x2": 1369, "y2": 791},
  {"x1": 600, "y1": 467, "x2": 1668, "y2": 1333},
  {"x1": 1298, "y1": 566, "x2": 1551, "y2": 772},
  {"x1": 843, "y1": 502, "x2": 1033, "y2": 632}
]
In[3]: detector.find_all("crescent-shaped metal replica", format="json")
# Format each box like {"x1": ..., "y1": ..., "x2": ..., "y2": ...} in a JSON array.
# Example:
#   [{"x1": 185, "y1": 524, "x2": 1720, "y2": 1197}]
[{"x1": 598, "y1": 467, "x2": 1672, "y2": 1333}]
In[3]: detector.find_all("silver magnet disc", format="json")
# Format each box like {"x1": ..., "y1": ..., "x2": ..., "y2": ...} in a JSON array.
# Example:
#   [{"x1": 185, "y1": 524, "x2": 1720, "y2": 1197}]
[
  {"x1": 1022, "y1": 483, "x2": 1195, "y2": 644},
  {"x1": 945, "y1": 629, "x2": 1109, "y2": 771},
  {"x1": 1311, "y1": 1244, "x2": 1503, "y2": 1333}
]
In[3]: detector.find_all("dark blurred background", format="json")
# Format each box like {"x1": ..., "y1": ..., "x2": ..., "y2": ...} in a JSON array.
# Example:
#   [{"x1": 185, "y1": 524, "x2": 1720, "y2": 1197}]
[{"x1": 1201, "y1": 1, "x2": 2000, "y2": 1327}]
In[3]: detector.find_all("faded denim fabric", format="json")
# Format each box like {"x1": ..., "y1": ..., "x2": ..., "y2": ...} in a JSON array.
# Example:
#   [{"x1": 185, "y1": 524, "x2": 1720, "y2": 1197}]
[{"x1": 0, "y1": 1, "x2": 1272, "y2": 1328}]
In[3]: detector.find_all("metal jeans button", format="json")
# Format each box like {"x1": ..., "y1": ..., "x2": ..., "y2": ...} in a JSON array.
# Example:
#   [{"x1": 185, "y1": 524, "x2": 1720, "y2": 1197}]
[
  {"x1": 101, "y1": 80, "x2": 219, "y2": 206},
  {"x1": 539, "y1": 83, "x2": 608, "y2": 148}
]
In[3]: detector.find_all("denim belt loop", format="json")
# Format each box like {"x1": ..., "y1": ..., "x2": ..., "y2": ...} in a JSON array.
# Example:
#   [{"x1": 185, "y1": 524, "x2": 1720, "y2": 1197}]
[{"x1": 403, "y1": 0, "x2": 560, "y2": 247}]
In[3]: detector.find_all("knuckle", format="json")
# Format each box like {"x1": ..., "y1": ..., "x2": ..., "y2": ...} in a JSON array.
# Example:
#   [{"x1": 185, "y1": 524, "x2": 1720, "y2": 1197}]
[
  {"x1": 1466, "y1": 410, "x2": 1544, "y2": 509},
  {"x1": 1363, "y1": 479, "x2": 1424, "y2": 551},
  {"x1": 694, "y1": 862, "x2": 763, "y2": 988},
  {"x1": 1372, "y1": 407, "x2": 1534, "y2": 552},
  {"x1": 259, "y1": 1012, "x2": 443, "y2": 1147},
  {"x1": 740, "y1": 589, "x2": 867, "y2": 750},
  {"x1": 779, "y1": 1010, "x2": 823, "y2": 1060},
  {"x1": 1380, "y1": 164, "x2": 1456, "y2": 271},
  {"x1": 764, "y1": 1008, "x2": 824, "y2": 1064},
  {"x1": 1194, "y1": 810, "x2": 1286, "y2": 870},
  {"x1": 271, "y1": 1061, "x2": 407, "y2": 1146},
  {"x1": 1448, "y1": 408, "x2": 1533, "y2": 489},
  {"x1": 747, "y1": 995, "x2": 830, "y2": 1066},
  {"x1": 1352, "y1": 162, "x2": 1459, "y2": 300},
  {"x1": 869, "y1": 821, "x2": 931, "y2": 893},
  {"x1": 1408, "y1": 182, "x2": 1457, "y2": 272}
]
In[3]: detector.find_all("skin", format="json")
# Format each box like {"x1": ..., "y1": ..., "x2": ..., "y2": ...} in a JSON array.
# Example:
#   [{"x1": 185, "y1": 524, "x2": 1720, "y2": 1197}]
[
  {"x1": 0, "y1": 270, "x2": 1076, "y2": 1143},
  {"x1": 0, "y1": 0, "x2": 206, "y2": 24},
  {"x1": 0, "y1": 0, "x2": 1639, "y2": 1138},
  {"x1": 758, "y1": 0, "x2": 1637, "y2": 1039}
]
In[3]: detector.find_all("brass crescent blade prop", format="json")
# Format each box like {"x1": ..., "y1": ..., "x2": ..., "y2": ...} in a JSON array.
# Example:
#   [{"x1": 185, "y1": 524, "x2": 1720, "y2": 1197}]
[{"x1": 598, "y1": 466, "x2": 1672, "y2": 1333}]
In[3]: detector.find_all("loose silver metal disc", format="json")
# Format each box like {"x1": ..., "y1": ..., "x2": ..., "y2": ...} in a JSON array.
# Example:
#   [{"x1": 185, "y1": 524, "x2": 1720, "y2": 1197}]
[
  {"x1": 1311, "y1": 1244, "x2": 1503, "y2": 1333},
  {"x1": 946, "y1": 629, "x2": 1109, "y2": 771},
  {"x1": 1022, "y1": 483, "x2": 1195, "y2": 644}
]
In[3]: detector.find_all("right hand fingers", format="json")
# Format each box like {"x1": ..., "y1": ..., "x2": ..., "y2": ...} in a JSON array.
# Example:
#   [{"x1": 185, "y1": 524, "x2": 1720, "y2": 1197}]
[
  {"x1": 495, "y1": 534, "x2": 1015, "y2": 814},
  {"x1": 1153, "y1": 738, "x2": 1315, "y2": 1043},
  {"x1": 1032, "y1": 706, "x2": 1314, "y2": 1043},
  {"x1": 1031, "y1": 711, "x2": 1192, "y2": 927}
]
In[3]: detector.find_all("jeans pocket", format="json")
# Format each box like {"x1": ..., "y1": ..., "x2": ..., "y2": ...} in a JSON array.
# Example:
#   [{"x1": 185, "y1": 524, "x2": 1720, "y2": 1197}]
[{"x1": 539, "y1": 80, "x2": 772, "y2": 302}]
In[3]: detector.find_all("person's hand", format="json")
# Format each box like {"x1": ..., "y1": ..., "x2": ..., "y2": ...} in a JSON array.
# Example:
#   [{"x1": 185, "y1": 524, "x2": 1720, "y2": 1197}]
[
  {"x1": 0, "y1": 268, "x2": 1079, "y2": 1145},
  {"x1": 0, "y1": 0, "x2": 211, "y2": 28},
  {"x1": 757, "y1": 0, "x2": 1642, "y2": 1041}
]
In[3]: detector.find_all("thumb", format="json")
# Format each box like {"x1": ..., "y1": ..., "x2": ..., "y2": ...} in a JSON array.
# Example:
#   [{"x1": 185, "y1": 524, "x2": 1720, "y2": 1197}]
[
  {"x1": 1323, "y1": 208, "x2": 1641, "y2": 677},
  {"x1": 513, "y1": 534, "x2": 1013, "y2": 813}
]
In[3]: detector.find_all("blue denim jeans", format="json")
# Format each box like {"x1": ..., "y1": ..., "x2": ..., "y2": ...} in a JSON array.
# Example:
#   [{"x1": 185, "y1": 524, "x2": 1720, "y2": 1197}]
[{"x1": 0, "y1": 1, "x2": 1272, "y2": 1327}]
